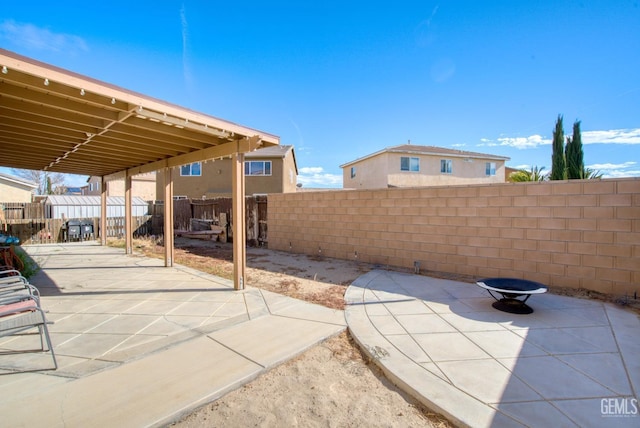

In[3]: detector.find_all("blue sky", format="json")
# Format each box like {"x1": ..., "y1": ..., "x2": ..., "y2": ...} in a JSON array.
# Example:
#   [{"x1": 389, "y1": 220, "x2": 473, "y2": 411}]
[{"x1": 2, "y1": 1, "x2": 639, "y2": 188}]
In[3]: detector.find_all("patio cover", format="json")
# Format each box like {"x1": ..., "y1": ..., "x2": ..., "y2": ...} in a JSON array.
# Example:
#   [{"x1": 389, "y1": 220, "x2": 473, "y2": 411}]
[{"x1": 0, "y1": 48, "x2": 280, "y2": 289}]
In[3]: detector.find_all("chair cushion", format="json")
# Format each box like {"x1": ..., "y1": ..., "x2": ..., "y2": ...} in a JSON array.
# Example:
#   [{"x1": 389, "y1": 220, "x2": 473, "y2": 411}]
[{"x1": 0, "y1": 299, "x2": 37, "y2": 317}]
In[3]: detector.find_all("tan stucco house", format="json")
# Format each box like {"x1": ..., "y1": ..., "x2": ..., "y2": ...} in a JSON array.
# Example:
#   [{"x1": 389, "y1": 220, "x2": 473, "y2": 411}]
[
  {"x1": 341, "y1": 144, "x2": 510, "y2": 189},
  {"x1": 156, "y1": 145, "x2": 298, "y2": 199},
  {"x1": 0, "y1": 172, "x2": 37, "y2": 202},
  {"x1": 83, "y1": 172, "x2": 157, "y2": 201}
]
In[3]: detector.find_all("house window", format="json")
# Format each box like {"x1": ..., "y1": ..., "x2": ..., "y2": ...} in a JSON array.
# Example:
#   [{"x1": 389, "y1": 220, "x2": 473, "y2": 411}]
[
  {"x1": 350, "y1": 167, "x2": 356, "y2": 178},
  {"x1": 180, "y1": 162, "x2": 201, "y2": 176},
  {"x1": 486, "y1": 162, "x2": 496, "y2": 176},
  {"x1": 245, "y1": 161, "x2": 272, "y2": 176},
  {"x1": 401, "y1": 157, "x2": 420, "y2": 172},
  {"x1": 440, "y1": 159, "x2": 453, "y2": 174}
]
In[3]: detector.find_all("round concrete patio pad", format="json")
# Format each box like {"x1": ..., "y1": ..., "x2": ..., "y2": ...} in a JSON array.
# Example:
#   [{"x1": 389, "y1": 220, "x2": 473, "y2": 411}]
[{"x1": 345, "y1": 270, "x2": 639, "y2": 428}]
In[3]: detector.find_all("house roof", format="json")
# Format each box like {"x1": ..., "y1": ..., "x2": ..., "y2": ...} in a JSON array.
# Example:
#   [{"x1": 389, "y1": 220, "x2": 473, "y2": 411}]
[
  {"x1": 340, "y1": 144, "x2": 510, "y2": 168},
  {"x1": 246, "y1": 144, "x2": 298, "y2": 174},
  {"x1": 245, "y1": 144, "x2": 292, "y2": 158},
  {"x1": 0, "y1": 49, "x2": 279, "y2": 179},
  {"x1": 0, "y1": 172, "x2": 38, "y2": 189}
]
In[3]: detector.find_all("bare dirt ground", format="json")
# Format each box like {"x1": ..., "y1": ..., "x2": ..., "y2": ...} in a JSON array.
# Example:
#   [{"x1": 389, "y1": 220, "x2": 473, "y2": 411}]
[
  {"x1": 170, "y1": 237, "x2": 374, "y2": 311},
  {"x1": 113, "y1": 236, "x2": 638, "y2": 427},
  {"x1": 174, "y1": 331, "x2": 448, "y2": 428}
]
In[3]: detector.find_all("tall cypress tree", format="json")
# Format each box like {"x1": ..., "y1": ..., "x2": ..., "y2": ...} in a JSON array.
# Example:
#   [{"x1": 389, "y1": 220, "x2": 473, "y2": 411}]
[
  {"x1": 550, "y1": 115, "x2": 566, "y2": 180},
  {"x1": 566, "y1": 120, "x2": 584, "y2": 179},
  {"x1": 46, "y1": 175, "x2": 52, "y2": 195}
]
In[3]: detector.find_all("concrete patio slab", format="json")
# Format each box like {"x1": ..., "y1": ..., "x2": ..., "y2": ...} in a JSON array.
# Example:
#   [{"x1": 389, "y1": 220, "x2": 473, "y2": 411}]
[
  {"x1": 0, "y1": 242, "x2": 346, "y2": 427},
  {"x1": 345, "y1": 269, "x2": 640, "y2": 428}
]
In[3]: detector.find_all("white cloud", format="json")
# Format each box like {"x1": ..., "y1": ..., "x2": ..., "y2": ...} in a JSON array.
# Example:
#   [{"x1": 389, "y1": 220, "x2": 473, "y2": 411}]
[
  {"x1": 583, "y1": 129, "x2": 640, "y2": 144},
  {"x1": 586, "y1": 161, "x2": 638, "y2": 178},
  {"x1": 299, "y1": 167, "x2": 324, "y2": 174},
  {"x1": 0, "y1": 20, "x2": 88, "y2": 53},
  {"x1": 289, "y1": 118, "x2": 306, "y2": 148},
  {"x1": 495, "y1": 134, "x2": 550, "y2": 149},
  {"x1": 601, "y1": 169, "x2": 640, "y2": 178},
  {"x1": 180, "y1": 4, "x2": 194, "y2": 93},
  {"x1": 483, "y1": 128, "x2": 640, "y2": 149},
  {"x1": 414, "y1": 5, "x2": 439, "y2": 47},
  {"x1": 297, "y1": 167, "x2": 342, "y2": 187},
  {"x1": 587, "y1": 161, "x2": 637, "y2": 170},
  {"x1": 511, "y1": 164, "x2": 549, "y2": 172},
  {"x1": 425, "y1": 5, "x2": 439, "y2": 27}
]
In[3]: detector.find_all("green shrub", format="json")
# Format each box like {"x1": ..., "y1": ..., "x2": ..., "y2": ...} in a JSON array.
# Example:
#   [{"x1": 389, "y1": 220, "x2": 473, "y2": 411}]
[{"x1": 13, "y1": 246, "x2": 40, "y2": 280}]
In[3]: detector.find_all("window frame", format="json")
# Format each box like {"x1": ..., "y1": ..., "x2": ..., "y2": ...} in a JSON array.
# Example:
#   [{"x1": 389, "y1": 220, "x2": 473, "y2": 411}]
[
  {"x1": 400, "y1": 156, "x2": 420, "y2": 172},
  {"x1": 180, "y1": 162, "x2": 202, "y2": 176},
  {"x1": 486, "y1": 162, "x2": 497, "y2": 176},
  {"x1": 440, "y1": 159, "x2": 453, "y2": 174},
  {"x1": 350, "y1": 166, "x2": 356, "y2": 178},
  {"x1": 244, "y1": 160, "x2": 272, "y2": 176}
]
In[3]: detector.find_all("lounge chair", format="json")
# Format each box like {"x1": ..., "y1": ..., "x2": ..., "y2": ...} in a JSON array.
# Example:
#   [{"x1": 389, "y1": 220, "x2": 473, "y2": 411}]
[
  {"x1": 0, "y1": 268, "x2": 21, "y2": 277},
  {"x1": 0, "y1": 295, "x2": 57, "y2": 371},
  {"x1": 0, "y1": 271, "x2": 40, "y2": 303}
]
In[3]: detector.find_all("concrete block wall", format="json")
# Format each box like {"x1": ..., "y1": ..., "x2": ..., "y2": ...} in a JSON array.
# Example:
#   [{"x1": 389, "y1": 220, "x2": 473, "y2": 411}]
[{"x1": 268, "y1": 178, "x2": 639, "y2": 297}]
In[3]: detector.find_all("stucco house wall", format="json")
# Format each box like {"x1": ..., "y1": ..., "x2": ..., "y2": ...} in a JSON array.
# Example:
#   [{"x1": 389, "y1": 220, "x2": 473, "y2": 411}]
[
  {"x1": 84, "y1": 172, "x2": 157, "y2": 201},
  {"x1": 156, "y1": 145, "x2": 298, "y2": 199},
  {"x1": 342, "y1": 144, "x2": 509, "y2": 189},
  {"x1": 0, "y1": 173, "x2": 37, "y2": 202},
  {"x1": 344, "y1": 154, "x2": 390, "y2": 189},
  {"x1": 279, "y1": 149, "x2": 300, "y2": 194}
]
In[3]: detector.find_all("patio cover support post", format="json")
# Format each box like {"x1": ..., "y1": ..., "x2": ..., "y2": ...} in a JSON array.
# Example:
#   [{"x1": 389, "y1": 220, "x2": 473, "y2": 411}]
[
  {"x1": 232, "y1": 150, "x2": 246, "y2": 290},
  {"x1": 163, "y1": 167, "x2": 174, "y2": 267},
  {"x1": 125, "y1": 171, "x2": 133, "y2": 254},
  {"x1": 100, "y1": 176, "x2": 107, "y2": 245}
]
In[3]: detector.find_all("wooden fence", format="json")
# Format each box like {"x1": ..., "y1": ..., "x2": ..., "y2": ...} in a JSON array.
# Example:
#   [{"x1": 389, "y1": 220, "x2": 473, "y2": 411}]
[
  {"x1": 163, "y1": 195, "x2": 268, "y2": 245},
  {"x1": 1, "y1": 202, "x2": 45, "y2": 220},
  {"x1": 2, "y1": 196, "x2": 268, "y2": 246},
  {"x1": 1, "y1": 216, "x2": 153, "y2": 245}
]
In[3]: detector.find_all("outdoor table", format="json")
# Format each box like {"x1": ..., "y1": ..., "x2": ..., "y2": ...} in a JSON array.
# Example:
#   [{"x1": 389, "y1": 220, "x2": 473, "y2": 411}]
[{"x1": 476, "y1": 277, "x2": 548, "y2": 314}]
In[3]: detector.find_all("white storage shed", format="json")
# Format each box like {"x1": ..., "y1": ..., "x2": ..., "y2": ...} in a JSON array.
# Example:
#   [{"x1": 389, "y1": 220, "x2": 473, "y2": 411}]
[{"x1": 44, "y1": 195, "x2": 149, "y2": 219}]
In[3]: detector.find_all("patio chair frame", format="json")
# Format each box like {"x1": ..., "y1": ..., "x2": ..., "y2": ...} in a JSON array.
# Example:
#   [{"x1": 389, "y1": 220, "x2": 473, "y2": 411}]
[{"x1": 0, "y1": 296, "x2": 57, "y2": 371}]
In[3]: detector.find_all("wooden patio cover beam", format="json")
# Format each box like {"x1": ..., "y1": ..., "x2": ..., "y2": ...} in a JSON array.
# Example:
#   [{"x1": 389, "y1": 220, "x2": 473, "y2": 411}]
[{"x1": 0, "y1": 49, "x2": 279, "y2": 287}]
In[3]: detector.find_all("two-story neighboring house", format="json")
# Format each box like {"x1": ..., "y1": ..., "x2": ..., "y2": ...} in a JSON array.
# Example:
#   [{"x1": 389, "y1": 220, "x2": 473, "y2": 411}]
[
  {"x1": 156, "y1": 145, "x2": 298, "y2": 199},
  {"x1": 83, "y1": 172, "x2": 157, "y2": 201},
  {"x1": 0, "y1": 172, "x2": 37, "y2": 203},
  {"x1": 341, "y1": 144, "x2": 510, "y2": 189}
]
